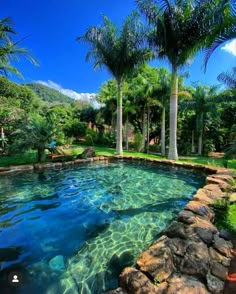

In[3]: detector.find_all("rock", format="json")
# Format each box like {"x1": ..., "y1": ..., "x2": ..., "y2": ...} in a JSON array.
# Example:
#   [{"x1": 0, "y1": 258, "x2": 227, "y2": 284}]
[
  {"x1": 193, "y1": 189, "x2": 215, "y2": 205},
  {"x1": 136, "y1": 235, "x2": 174, "y2": 282},
  {"x1": 211, "y1": 174, "x2": 233, "y2": 183},
  {"x1": 180, "y1": 241, "x2": 210, "y2": 277},
  {"x1": 202, "y1": 184, "x2": 224, "y2": 199},
  {"x1": 213, "y1": 234, "x2": 233, "y2": 258},
  {"x1": 190, "y1": 217, "x2": 217, "y2": 245},
  {"x1": 229, "y1": 193, "x2": 236, "y2": 204},
  {"x1": 216, "y1": 168, "x2": 235, "y2": 176},
  {"x1": 77, "y1": 147, "x2": 96, "y2": 159},
  {"x1": 184, "y1": 201, "x2": 214, "y2": 221},
  {"x1": 119, "y1": 267, "x2": 165, "y2": 294},
  {"x1": 168, "y1": 238, "x2": 188, "y2": 257},
  {"x1": 167, "y1": 274, "x2": 210, "y2": 294},
  {"x1": 177, "y1": 210, "x2": 196, "y2": 224},
  {"x1": 209, "y1": 247, "x2": 231, "y2": 267},
  {"x1": 162, "y1": 221, "x2": 194, "y2": 240},
  {"x1": 206, "y1": 272, "x2": 224, "y2": 294},
  {"x1": 206, "y1": 177, "x2": 230, "y2": 190},
  {"x1": 49, "y1": 255, "x2": 65, "y2": 271},
  {"x1": 211, "y1": 261, "x2": 228, "y2": 281},
  {"x1": 219, "y1": 229, "x2": 232, "y2": 241}
]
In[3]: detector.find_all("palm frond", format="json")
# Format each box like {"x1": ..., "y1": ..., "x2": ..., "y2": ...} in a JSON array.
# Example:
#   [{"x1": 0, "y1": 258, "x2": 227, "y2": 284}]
[{"x1": 217, "y1": 67, "x2": 236, "y2": 89}]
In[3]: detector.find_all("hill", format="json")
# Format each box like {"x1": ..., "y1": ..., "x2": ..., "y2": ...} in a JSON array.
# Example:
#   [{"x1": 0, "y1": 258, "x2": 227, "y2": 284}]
[{"x1": 25, "y1": 83, "x2": 74, "y2": 104}]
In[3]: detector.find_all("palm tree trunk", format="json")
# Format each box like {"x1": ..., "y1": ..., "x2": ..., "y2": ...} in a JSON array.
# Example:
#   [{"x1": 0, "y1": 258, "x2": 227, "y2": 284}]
[
  {"x1": 37, "y1": 148, "x2": 44, "y2": 162},
  {"x1": 147, "y1": 104, "x2": 150, "y2": 154},
  {"x1": 191, "y1": 130, "x2": 195, "y2": 153},
  {"x1": 198, "y1": 128, "x2": 203, "y2": 155},
  {"x1": 198, "y1": 113, "x2": 203, "y2": 155},
  {"x1": 125, "y1": 113, "x2": 129, "y2": 150},
  {"x1": 116, "y1": 80, "x2": 123, "y2": 155},
  {"x1": 161, "y1": 106, "x2": 166, "y2": 156},
  {"x1": 142, "y1": 106, "x2": 145, "y2": 152},
  {"x1": 168, "y1": 66, "x2": 178, "y2": 160}
]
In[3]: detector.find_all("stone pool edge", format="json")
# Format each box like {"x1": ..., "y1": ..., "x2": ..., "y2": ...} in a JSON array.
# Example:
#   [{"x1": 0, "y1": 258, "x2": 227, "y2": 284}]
[{"x1": 0, "y1": 155, "x2": 235, "y2": 294}]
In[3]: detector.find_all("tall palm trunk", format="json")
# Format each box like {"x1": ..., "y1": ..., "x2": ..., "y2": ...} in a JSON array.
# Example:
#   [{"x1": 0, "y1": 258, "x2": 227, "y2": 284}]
[
  {"x1": 191, "y1": 130, "x2": 195, "y2": 153},
  {"x1": 125, "y1": 113, "x2": 129, "y2": 150},
  {"x1": 197, "y1": 113, "x2": 203, "y2": 155},
  {"x1": 161, "y1": 106, "x2": 166, "y2": 156},
  {"x1": 116, "y1": 80, "x2": 123, "y2": 155},
  {"x1": 142, "y1": 106, "x2": 146, "y2": 152},
  {"x1": 168, "y1": 65, "x2": 178, "y2": 160},
  {"x1": 37, "y1": 148, "x2": 44, "y2": 163},
  {"x1": 146, "y1": 104, "x2": 150, "y2": 154}
]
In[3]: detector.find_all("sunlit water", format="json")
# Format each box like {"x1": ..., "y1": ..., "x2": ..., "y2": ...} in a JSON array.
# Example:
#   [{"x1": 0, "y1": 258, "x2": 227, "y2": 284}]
[{"x1": 0, "y1": 160, "x2": 205, "y2": 293}]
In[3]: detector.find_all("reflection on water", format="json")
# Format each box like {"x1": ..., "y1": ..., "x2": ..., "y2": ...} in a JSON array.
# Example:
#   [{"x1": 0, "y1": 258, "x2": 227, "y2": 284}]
[{"x1": 0, "y1": 161, "x2": 205, "y2": 293}]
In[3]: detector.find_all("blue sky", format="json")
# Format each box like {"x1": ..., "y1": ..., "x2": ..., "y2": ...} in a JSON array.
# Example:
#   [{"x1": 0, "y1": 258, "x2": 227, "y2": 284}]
[{"x1": 1, "y1": 0, "x2": 235, "y2": 99}]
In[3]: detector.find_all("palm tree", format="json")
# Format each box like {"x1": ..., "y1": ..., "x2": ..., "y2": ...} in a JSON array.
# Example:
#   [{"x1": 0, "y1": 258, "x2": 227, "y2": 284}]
[
  {"x1": 0, "y1": 17, "x2": 37, "y2": 77},
  {"x1": 218, "y1": 67, "x2": 236, "y2": 89},
  {"x1": 137, "y1": 0, "x2": 232, "y2": 160},
  {"x1": 204, "y1": 0, "x2": 236, "y2": 70},
  {"x1": 13, "y1": 114, "x2": 56, "y2": 162},
  {"x1": 181, "y1": 84, "x2": 236, "y2": 155},
  {"x1": 78, "y1": 13, "x2": 152, "y2": 155}
]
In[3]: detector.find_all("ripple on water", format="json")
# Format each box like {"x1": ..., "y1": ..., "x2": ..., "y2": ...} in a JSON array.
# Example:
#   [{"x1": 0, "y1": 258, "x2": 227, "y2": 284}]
[{"x1": 0, "y1": 161, "x2": 205, "y2": 293}]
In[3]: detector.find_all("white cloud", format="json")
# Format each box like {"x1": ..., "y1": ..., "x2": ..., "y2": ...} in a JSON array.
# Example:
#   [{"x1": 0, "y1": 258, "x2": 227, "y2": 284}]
[
  {"x1": 221, "y1": 39, "x2": 236, "y2": 56},
  {"x1": 36, "y1": 80, "x2": 100, "y2": 108}
]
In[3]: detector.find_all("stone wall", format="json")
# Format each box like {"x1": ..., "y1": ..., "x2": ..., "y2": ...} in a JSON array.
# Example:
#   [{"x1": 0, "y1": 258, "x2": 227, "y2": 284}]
[
  {"x1": 0, "y1": 155, "x2": 235, "y2": 293},
  {"x1": 107, "y1": 156, "x2": 235, "y2": 294}
]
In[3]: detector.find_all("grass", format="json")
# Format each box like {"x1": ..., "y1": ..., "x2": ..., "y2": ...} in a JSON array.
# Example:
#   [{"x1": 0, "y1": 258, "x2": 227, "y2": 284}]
[
  {"x1": 0, "y1": 145, "x2": 236, "y2": 170},
  {"x1": 214, "y1": 202, "x2": 236, "y2": 237}
]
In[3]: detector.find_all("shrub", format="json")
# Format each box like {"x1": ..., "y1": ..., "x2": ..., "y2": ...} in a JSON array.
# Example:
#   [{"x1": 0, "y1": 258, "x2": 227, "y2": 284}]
[
  {"x1": 203, "y1": 139, "x2": 215, "y2": 155},
  {"x1": 134, "y1": 132, "x2": 144, "y2": 152},
  {"x1": 85, "y1": 129, "x2": 98, "y2": 146}
]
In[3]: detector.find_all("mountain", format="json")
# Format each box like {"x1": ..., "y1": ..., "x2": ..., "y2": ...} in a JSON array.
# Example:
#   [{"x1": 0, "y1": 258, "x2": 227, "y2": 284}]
[{"x1": 25, "y1": 83, "x2": 74, "y2": 104}]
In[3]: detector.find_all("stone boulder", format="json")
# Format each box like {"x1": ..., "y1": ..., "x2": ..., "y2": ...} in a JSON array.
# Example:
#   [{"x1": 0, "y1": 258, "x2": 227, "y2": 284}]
[
  {"x1": 136, "y1": 235, "x2": 175, "y2": 282},
  {"x1": 184, "y1": 201, "x2": 214, "y2": 221},
  {"x1": 206, "y1": 272, "x2": 225, "y2": 294},
  {"x1": 180, "y1": 241, "x2": 210, "y2": 277},
  {"x1": 119, "y1": 267, "x2": 167, "y2": 294},
  {"x1": 193, "y1": 189, "x2": 216, "y2": 205},
  {"x1": 203, "y1": 184, "x2": 224, "y2": 199},
  {"x1": 77, "y1": 147, "x2": 96, "y2": 159},
  {"x1": 209, "y1": 247, "x2": 231, "y2": 267},
  {"x1": 167, "y1": 274, "x2": 210, "y2": 294},
  {"x1": 213, "y1": 234, "x2": 233, "y2": 258},
  {"x1": 190, "y1": 216, "x2": 218, "y2": 245},
  {"x1": 162, "y1": 221, "x2": 195, "y2": 240},
  {"x1": 206, "y1": 176, "x2": 230, "y2": 190}
]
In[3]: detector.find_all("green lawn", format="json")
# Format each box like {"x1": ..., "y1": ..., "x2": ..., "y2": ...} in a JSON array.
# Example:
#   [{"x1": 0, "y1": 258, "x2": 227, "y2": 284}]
[{"x1": 0, "y1": 145, "x2": 235, "y2": 170}]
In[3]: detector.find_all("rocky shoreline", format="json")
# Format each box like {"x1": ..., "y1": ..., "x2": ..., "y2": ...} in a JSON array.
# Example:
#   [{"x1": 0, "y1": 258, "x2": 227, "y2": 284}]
[{"x1": 0, "y1": 155, "x2": 235, "y2": 293}]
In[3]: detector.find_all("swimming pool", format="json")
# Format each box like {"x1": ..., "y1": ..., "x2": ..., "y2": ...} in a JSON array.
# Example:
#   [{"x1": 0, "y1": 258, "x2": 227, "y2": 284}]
[{"x1": 0, "y1": 160, "x2": 205, "y2": 293}]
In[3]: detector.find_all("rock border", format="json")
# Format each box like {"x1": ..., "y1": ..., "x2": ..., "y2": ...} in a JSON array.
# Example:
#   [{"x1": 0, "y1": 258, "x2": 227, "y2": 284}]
[{"x1": 0, "y1": 155, "x2": 235, "y2": 294}]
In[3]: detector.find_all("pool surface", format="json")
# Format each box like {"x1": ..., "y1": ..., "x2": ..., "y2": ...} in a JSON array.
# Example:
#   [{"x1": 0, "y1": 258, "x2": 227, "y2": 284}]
[{"x1": 0, "y1": 160, "x2": 205, "y2": 293}]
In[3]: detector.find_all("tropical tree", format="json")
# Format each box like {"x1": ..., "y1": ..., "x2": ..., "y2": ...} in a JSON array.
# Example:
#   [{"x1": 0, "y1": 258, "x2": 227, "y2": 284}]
[
  {"x1": 137, "y1": 0, "x2": 232, "y2": 160},
  {"x1": 181, "y1": 84, "x2": 236, "y2": 155},
  {"x1": 0, "y1": 17, "x2": 37, "y2": 77},
  {"x1": 218, "y1": 67, "x2": 236, "y2": 89},
  {"x1": 204, "y1": 0, "x2": 236, "y2": 69},
  {"x1": 12, "y1": 114, "x2": 56, "y2": 162},
  {"x1": 78, "y1": 12, "x2": 152, "y2": 155}
]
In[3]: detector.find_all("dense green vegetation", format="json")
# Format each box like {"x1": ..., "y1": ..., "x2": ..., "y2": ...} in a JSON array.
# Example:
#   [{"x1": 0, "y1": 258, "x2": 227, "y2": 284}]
[
  {"x1": 25, "y1": 83, "x2": 74, "y2": 104},
  {"x1": 0, "y1": 1, "x2": 235, "y2": 165}
]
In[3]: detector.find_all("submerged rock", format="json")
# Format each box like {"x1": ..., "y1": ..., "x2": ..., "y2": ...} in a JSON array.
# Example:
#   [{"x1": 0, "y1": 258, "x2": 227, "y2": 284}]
[{"x1": 49, "y1": 255, "x2": 65, "y2": 271}]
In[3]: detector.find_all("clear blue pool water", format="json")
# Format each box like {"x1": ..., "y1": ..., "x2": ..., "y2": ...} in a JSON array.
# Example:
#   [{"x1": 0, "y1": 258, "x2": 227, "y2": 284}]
[{"x1": 0, "y1": 160, "x2": 205, "y2": 293}]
